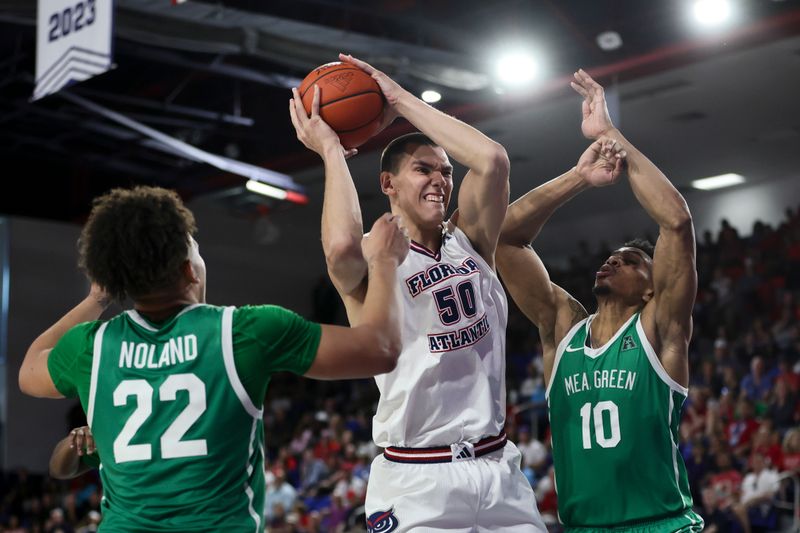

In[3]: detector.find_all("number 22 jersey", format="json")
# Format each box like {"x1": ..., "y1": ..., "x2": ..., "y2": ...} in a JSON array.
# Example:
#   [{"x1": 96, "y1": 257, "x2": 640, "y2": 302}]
[{"x1": 48, "y1": 304, "x2": 320, "y2": 532}]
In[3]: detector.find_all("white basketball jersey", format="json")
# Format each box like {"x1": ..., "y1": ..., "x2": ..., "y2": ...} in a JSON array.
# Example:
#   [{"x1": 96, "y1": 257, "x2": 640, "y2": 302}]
[{"x1": 372, "y1": 226, "x2": 508, "y2": 447}]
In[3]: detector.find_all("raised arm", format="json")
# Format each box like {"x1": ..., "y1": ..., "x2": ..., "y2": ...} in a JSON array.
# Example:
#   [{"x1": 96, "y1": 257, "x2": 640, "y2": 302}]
[
  {"x1": 498, "y1": 139, "x2": 623, "y2": 379},
  {"x1": 340, "y1": 54, "x2": 509, "y2": 265},
  {"x1": 573, "y1": 70, "x2": 696, "y2": 385},
  {"x1": 304, "y1": 213, "x2": 409, "y2": 379},
  {"x1": 19, "y1": 284, "x2": 110, "y2": 398},
  {"x1": 289, "y1": 85, "x2": 368, "y2": 312}
]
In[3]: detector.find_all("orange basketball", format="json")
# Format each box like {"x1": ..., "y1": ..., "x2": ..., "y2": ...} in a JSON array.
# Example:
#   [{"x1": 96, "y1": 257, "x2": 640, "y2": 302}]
[{"x1": 299, "y1": 62, "x2": 385, "y2": 149}]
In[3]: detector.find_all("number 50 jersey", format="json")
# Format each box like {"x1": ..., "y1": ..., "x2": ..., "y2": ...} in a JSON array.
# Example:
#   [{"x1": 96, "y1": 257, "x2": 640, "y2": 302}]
[{"x1": 372, "y1": 226, "x2": 508, "y2": 448}]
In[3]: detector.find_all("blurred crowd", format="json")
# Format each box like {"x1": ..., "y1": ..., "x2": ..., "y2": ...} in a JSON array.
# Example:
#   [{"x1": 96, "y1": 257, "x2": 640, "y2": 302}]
[{"x1": 2, "y1": 205, "x2": 799, "y2": 533}]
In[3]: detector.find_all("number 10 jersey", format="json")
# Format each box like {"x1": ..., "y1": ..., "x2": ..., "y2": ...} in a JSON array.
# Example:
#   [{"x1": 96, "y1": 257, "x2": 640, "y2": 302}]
[{"x1": 546, "y1": 312, "x2": 696, "y2": 528}]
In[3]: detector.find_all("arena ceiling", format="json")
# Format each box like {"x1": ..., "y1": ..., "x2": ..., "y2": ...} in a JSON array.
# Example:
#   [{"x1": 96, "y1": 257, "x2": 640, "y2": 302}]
[{"x1": 1, "y1": 0, "x2": 799, "y2": 224}]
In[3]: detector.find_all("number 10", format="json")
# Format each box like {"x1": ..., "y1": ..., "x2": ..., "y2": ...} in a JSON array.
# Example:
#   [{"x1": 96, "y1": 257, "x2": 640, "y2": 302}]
[{"x1": 579, "y1": 400, "x2": 621, "y2": 449}]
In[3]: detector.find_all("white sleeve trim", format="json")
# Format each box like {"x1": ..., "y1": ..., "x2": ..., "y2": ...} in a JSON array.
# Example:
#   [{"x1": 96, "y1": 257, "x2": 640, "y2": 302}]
[
  {"x1": 635, "y1": 316, "x2": 688, "y2": 396},
  {"x1": 546, "y1": 317, "x2": 589, "y2": 399},
  {"x1": 450, "y1": 225, "x2": 498, "y2": 279},
  {"x1": 221, "y1": 306, "x2": 263, "y2": 419},
  {"x1": 87, "y1": 321, "x2": 109, "y2": 427}
]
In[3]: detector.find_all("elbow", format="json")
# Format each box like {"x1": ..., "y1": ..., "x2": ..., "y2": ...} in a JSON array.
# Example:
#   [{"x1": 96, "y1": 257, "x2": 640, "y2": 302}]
[
  {"x1": 472, "y1": 142, "x2": 509, "y2": 183},
  {"x1": 663, "y1": 208, "x2": 693, "y2": 233},
  {"x1": 371, "y1": 332, "x2": 401, "y2": 375},
  {"x1": 484, "y1": 142, "x2": 510, "y2": 181},
  {"x1": 498, "y1": 220, "x2": 531, "y2": 248},
  {"x1": 377, "y1": 339, "x2": 401, "y2": 374},
  {"x1": 18, "y1": 369, "x2": 34, "y2": 397},
  {"x1": 324, "y1": 237, "x2": 361, "y2": 269}
]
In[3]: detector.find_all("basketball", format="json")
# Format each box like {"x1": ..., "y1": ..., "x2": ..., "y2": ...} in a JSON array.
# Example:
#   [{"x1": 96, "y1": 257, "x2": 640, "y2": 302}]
[{"x1": 299, "y1": 62, "x2": 385, "y2": 149}]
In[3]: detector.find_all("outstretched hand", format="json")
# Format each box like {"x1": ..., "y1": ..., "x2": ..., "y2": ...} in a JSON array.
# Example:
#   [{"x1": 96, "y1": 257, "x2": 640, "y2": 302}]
[
  {"x1": 289, "y1": 85, "x2": 358, "y2": 160},
  {"x1": 571, "y1": 69, "x2": 615, "y2": 140},
  {"x1": 576, "y1": 137, "x2": 626, "y2": 187},
  {"x1": 339, "y1": 53, "x2": 400, "y2": 134}
]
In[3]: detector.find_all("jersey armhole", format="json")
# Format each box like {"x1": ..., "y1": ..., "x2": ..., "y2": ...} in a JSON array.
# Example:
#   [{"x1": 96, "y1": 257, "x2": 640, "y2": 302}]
[
  {"x1": 545, "y1": 317, "x2": 589, "y2": 399},
  {"x1": 448, "y1": 225, "x2": 497, "y2": 276},
  {"x1": 87, "y1": 321, "x2": 109, "y2": 427},
  {"x1": 635, "y1": 316, "x2": 688, "y2": 396},
  {"x1": 221, "y1": 306, "x2": 263, "y2": 419}
]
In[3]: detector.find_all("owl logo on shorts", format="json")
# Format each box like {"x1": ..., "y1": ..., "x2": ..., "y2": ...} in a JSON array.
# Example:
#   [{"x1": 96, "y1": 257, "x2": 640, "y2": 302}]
[{"x1": 366, "y1": 508, "x2": 399, "y2": 533}]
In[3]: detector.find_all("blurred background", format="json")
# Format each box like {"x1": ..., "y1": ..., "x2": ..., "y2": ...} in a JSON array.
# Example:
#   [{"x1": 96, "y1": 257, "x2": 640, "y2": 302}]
[{"x1": 1, "y1": 0, "x2": 800, "y2": 531}]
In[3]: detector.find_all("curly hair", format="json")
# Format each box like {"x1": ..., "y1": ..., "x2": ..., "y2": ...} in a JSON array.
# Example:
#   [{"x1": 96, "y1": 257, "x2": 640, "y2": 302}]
[{"x1": 78, "y1": 186, "x2": 197, "y2": 302}]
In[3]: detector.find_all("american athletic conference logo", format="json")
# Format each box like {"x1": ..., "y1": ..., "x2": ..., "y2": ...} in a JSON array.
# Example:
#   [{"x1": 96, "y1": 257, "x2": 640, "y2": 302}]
[{"x1": 366, "y1": 508, "x2": 399, "y2": 533}]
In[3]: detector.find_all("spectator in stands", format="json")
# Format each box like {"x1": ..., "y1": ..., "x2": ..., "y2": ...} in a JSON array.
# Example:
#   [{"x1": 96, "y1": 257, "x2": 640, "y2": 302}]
[
  {"x1": 741, "y1": 356, "x2": 774, "y2": 404},
  {"x1": 767, "y1": 379, "x2": 799, "y2": 434},
  {"x1": 264, "y1": 468, "x2": 297, "y2": 525},
  {"x1": 701, "y1": 451, "x2": 743, "y2": 533},
  {"x1": 781, "y1": 428, "x2": 800, "y2": 473},
  {"x1": 732, "y1": 451, "x2": 781, "y2": 533},
  {"x1": 727, "y1": 397, "x2": 761, "y2": 459}
]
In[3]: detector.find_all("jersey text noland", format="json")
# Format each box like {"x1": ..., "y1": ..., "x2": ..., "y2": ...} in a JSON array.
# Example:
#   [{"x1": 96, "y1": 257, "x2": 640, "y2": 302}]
[{"x1": 118, "y1": 335, "x2": 198, "y2": 369}]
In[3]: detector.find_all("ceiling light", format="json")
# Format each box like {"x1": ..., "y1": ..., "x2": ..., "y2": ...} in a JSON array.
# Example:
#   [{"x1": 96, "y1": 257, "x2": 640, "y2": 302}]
[
  {"x1": 691, "y1": 173, "x2": 745, "y2": 190},
  {"x1": 246, "y1": 180, "x2": 308, "y2": 204},
  {"x1": 596, "y1": 31, "x2": 623, "y2": 51},
  {"x1": 691, "y1": 0, "x2": 732, "y2": 27},
  {"x1": 495, "y1": 50, "x2": 539, "y2": 87},
  {"x1": 421, "y1": 90, "x2": 442, "y2": 103}
]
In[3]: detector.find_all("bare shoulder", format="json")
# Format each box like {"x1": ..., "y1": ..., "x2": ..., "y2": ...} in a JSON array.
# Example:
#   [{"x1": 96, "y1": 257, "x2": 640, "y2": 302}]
[{"x1": 554, "y1": 286, "x2": 588, "y2": 340}]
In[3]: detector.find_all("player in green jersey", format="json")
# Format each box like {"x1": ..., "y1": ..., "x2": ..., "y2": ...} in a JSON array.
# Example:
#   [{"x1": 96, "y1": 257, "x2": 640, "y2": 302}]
[
  {"x1": 496, "y1": 70, "x2": 703, "y2": 532},
  {"x1": 19, "y1": 185, "x2": 409, "y2": 532}
]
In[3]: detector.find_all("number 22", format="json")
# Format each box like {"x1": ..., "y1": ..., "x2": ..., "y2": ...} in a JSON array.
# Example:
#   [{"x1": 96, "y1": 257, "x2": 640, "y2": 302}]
[{"x1": 113, "y1": 373, "x2": 208, "y2": 463}]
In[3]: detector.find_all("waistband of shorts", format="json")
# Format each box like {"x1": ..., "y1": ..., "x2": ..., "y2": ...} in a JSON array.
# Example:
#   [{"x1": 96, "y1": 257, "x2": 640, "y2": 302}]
[
  {"x1": 383, "y1": 432, "x2": 507, "y2": 464},
  {"x1": 564, "y1": 509, "x2": 703, "y2": 532}
]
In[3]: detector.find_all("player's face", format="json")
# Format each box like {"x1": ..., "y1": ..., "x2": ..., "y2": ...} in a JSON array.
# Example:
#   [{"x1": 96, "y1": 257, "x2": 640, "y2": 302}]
[
  {"x1": 388, "y1": 144, "x2": 453, "y2": 230},
  {"x1": 593, "y1": 247, "x2": 653, "y2": 304},
  {"x1": 188, "y1": 237, "x2": 207, "y2": 303}
]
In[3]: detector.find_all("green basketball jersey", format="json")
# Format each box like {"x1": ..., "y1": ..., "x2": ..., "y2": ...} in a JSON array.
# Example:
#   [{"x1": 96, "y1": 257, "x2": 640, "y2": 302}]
[
  {"x1": 546, "y1": 312, "x2": 698, "y2": 529},
  {"x1": 87, "y1": 305, "x2": 264, "y2": 532}
]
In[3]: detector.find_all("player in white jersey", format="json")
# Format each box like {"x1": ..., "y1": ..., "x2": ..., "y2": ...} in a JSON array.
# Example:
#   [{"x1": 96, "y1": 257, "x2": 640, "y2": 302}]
[{"x1": 290, "y1": 53, "x2": 545, "y2": 532}]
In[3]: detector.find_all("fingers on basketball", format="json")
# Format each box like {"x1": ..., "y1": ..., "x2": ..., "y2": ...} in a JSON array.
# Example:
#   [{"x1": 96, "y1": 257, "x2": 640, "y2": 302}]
[{"x1": 298, "y1": 62, "x2": 386, "y2": 148}]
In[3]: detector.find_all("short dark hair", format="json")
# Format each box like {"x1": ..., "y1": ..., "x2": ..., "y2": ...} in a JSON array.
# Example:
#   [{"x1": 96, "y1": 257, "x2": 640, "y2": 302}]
[
  {"x1": 78, "y1": 186, "x2": 197, "y2": 302},
  {"x1": 380, "y1": 132, "x2": 437, "y2": 174},
  {"x1": 622, "y1": 238, "x2": 654, "y2": 259}
]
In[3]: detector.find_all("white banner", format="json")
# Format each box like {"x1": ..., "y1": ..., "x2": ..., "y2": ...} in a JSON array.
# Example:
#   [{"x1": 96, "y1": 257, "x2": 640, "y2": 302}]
[{"x1": 34, "y1": 0, "x2": 113, "y2": 101}]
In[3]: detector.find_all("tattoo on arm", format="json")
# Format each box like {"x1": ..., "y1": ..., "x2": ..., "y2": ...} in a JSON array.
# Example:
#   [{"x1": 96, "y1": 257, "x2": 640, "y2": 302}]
[{"x1": 568, "y1": 297, "x2": 588, "y2": 325}]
